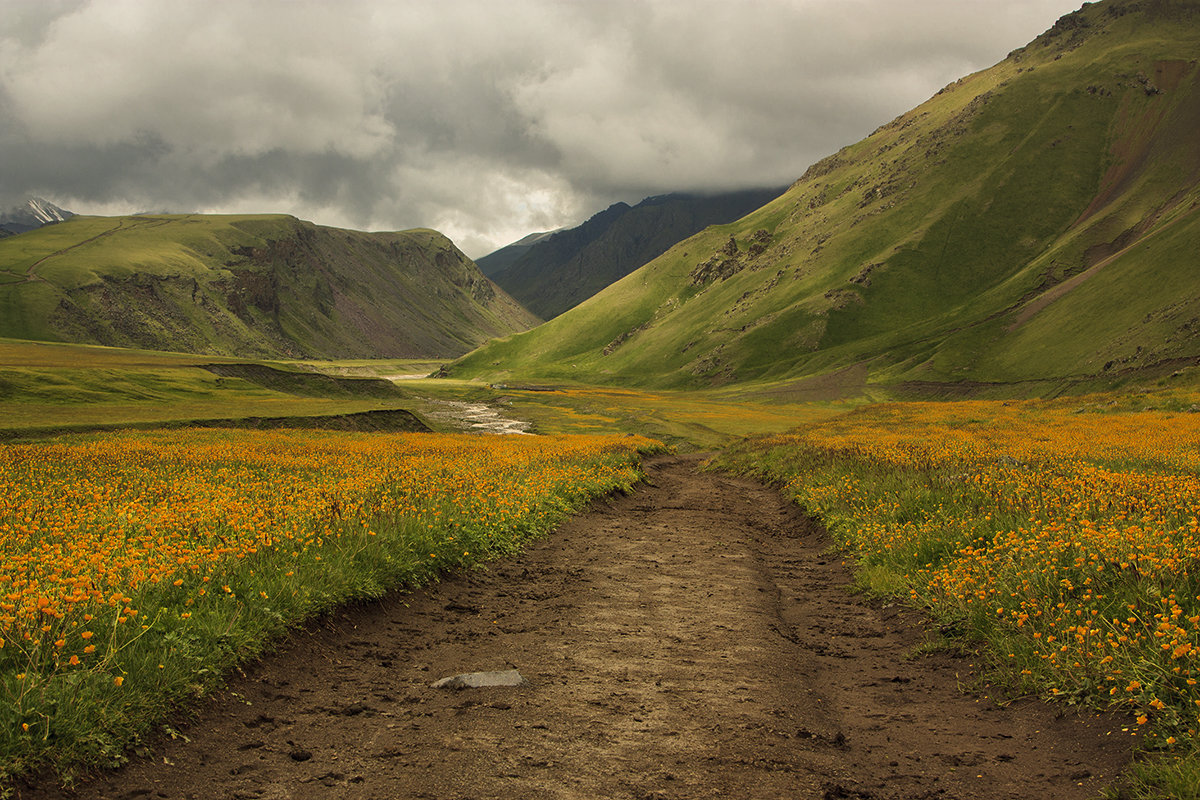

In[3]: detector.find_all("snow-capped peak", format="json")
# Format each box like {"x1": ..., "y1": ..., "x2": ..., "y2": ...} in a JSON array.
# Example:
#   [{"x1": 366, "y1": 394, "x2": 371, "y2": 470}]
[
  {"x1": 25, "y1": 197, "x2": 73, "y2": 224},
  {"x1": 0, "y1": 197, "x2": 76, "y2": 233}
]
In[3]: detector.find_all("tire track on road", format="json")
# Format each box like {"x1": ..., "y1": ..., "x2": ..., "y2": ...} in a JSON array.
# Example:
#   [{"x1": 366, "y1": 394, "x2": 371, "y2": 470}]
[{"x1": 19, "y1": 454, "x2": 1133, "y2": 799}]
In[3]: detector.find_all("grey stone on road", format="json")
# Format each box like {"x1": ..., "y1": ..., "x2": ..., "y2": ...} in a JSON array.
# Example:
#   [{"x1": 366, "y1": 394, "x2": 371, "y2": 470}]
[{"x1": 431, "y1": 669, "x2": 528, "y2": 689}]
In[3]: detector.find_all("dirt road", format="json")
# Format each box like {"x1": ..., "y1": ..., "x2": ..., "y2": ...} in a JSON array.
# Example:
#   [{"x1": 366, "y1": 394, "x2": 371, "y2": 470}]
[{"x1": 21, "y1": 455, "x2": 1132, "y2": 799}]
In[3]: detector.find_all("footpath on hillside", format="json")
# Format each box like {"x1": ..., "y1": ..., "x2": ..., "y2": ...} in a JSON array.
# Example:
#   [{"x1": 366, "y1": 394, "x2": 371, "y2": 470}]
[{"x1": 20, "y1": 455, "x2": 1132, "y2": 800}]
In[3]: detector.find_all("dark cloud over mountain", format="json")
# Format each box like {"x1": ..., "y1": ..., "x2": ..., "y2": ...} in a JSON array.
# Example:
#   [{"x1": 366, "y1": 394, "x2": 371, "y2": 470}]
[{"x1": 0, "y1": 0, "x2": 1082, "y2": 255}]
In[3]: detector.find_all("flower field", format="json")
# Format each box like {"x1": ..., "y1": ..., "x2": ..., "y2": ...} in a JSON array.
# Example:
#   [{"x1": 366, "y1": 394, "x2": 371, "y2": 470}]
[
  {"x1": 714, "y1": 398, "x2": 1200, "y2": 790},
  {"x1": 0, "y1": 428, "x2": 657, "y2": 782}
]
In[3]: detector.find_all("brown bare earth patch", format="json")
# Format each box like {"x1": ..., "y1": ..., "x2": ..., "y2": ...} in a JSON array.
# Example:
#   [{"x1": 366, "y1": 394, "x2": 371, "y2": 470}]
[{"x1": 17, "y1": 455, "x2": 1133, "y2": 799}]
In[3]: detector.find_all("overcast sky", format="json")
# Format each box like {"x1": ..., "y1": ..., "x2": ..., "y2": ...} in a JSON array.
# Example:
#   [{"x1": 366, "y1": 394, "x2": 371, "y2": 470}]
[{"x1": 1, "y1": 0, "x2": 1082, "y2": 257}]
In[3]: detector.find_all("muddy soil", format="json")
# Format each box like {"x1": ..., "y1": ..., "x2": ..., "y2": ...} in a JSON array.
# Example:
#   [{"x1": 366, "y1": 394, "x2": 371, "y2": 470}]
[{"x1": 20, "y1": 455, "x2": 1133, "y2": 799}]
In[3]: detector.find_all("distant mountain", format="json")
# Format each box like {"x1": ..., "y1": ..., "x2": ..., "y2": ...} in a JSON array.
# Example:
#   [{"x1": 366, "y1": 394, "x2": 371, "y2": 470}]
[
  {"x1": 487, "y1": 188, "x2": 786, "y2": 319},
  {"x1": 449, "y1": 0, "x2": 1200, "y2": 396},
  {"x1": 0, "y1": 214, "x2": 538, "y2": 359},
  {"x1": 0, "y1": 197, "x2": 75, "y2": 234},
  {"x1": 475, "y1": 230, "x2": 563, "y2": 277}
]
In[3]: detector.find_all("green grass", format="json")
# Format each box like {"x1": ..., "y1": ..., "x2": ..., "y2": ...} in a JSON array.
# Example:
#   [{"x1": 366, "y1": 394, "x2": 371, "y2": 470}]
[
  {"x1": 0, "y1": 332, "x2": 854, "y2": 455},
  {"x1": 0, "y1": 215, "x2": 281, "y2": 288},
  {"x1": 393, "y1": 376, "x2": 848, "y2": 450},
  {"x1": 0, "y1": 339, "x2": 445, "y2": 439},
  {"x1": 10, "y1": 335, "x2": 1200, "y2": 796}
]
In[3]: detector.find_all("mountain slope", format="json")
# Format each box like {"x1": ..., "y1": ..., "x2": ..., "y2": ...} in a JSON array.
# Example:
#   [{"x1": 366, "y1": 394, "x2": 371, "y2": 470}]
[
  {"x1": 449, "y1": 0, "x2": 1200, "y2": 394},
  {"x1": 487, "y1": 188, "x2": 785, "y2": 319},
  {"x1": 0, "y1": 214, "x2": 537, "y2": 359},
  {"x1": 0, "y1": 197, "x2": 74, "y2": 235},
  {"x1": 475, "y1": 230, "x2": 561, "y2": 277}
]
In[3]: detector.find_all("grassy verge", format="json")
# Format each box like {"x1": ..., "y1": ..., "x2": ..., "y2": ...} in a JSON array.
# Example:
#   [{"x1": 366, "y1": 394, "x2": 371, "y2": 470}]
[
  {"x1": 399, "y1": 377, "x2": 848, "y2": 449},
  {"x1": 0, "y1": 428, "x2": 660, "y2": 788},
  {"x1": 711, "y1": 396, "x2": 1200, "y2": 799},
  {"x1": 0, "y1": 339, "x2": 451, "y2": 438},
  {"x1": 0, "y1": 337, "x2": 849, "y2": 445}
]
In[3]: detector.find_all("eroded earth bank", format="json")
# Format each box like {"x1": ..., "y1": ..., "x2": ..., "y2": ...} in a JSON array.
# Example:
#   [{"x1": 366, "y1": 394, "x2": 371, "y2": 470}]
[{"x1": 21, "y1": 455, "x2": 1133, "y2": 799}]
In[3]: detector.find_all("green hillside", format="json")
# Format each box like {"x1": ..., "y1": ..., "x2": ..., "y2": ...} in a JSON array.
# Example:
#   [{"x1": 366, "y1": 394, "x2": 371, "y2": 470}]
[
  {"x1": 0, "y1": 214, "x2": 537, "y2": 359},
  {"x1": 449, "y1": 0, "x2": 1200, "y2": 396},
  {"x1": 485, "y1": 188, "x2": 785, "y2": 320}
]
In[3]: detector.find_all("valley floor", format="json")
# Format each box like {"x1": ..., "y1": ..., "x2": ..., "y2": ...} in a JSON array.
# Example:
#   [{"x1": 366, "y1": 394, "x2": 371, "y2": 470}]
[{"x1": 17, "y1": 456, "x2": 1132, "y2": 799}]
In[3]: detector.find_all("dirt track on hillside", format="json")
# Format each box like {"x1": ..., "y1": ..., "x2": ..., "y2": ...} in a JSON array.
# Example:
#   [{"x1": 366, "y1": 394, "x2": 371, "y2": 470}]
[{"x1": 20, "y1": 455, "x2": 1133, "y2": 799}]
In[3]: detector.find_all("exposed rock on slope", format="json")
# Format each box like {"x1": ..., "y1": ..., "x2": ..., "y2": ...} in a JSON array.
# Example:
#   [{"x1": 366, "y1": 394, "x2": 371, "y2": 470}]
[
  {"x1": 474, "y1": 230, "x2": 561, "y2": 278},
  {"x1": 0, "y1": 197, "x2": 74, "y2": 234}
]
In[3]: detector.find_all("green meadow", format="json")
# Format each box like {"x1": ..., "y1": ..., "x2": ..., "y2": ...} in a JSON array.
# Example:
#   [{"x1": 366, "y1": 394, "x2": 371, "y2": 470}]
[
  {"x1": 0, "y1": 338, "x2": 437, "y2": 439},
  {"x1": 5, "y1": 335, "x2": 1200, "y2": 797},
  {"x1": 4, "y1": 4, "x2": 1200, "y2": 796}
]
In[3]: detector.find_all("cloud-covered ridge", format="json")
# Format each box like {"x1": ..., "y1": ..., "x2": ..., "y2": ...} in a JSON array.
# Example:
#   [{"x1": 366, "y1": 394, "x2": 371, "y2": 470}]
[{"x1": 0, "y1": 0, "x2": 1082, "y2": 255}]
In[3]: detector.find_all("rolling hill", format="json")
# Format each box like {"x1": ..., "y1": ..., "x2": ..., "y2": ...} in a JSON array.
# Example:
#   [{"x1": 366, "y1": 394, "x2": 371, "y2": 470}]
[
  {"x1": 448, "y1": 0, "x2": 1200, "y2": 397},
  {"x1": 480, "y1": 188, "x2": 786, "y2": 320},
  {"x1": 0, "y1": 214, "x2": 537, "y2": 359}
]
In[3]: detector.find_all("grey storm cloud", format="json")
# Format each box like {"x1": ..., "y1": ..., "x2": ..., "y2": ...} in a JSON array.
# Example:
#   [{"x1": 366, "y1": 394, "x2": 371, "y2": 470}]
[{"x1": 0, "y1": 0, "x2": 1083, "y2": 256}]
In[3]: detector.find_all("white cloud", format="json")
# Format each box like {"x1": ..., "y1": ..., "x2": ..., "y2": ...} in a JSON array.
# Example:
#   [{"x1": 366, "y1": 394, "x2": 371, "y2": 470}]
[{"x1": 0, "y1": 0, "x2": 1083, "y2": 256}]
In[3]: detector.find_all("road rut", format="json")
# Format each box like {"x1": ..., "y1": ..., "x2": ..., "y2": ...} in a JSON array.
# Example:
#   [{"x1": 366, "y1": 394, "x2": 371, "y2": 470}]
[{"x1": 21, "y1": 454, "x2": 1132, "y2": 799}]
